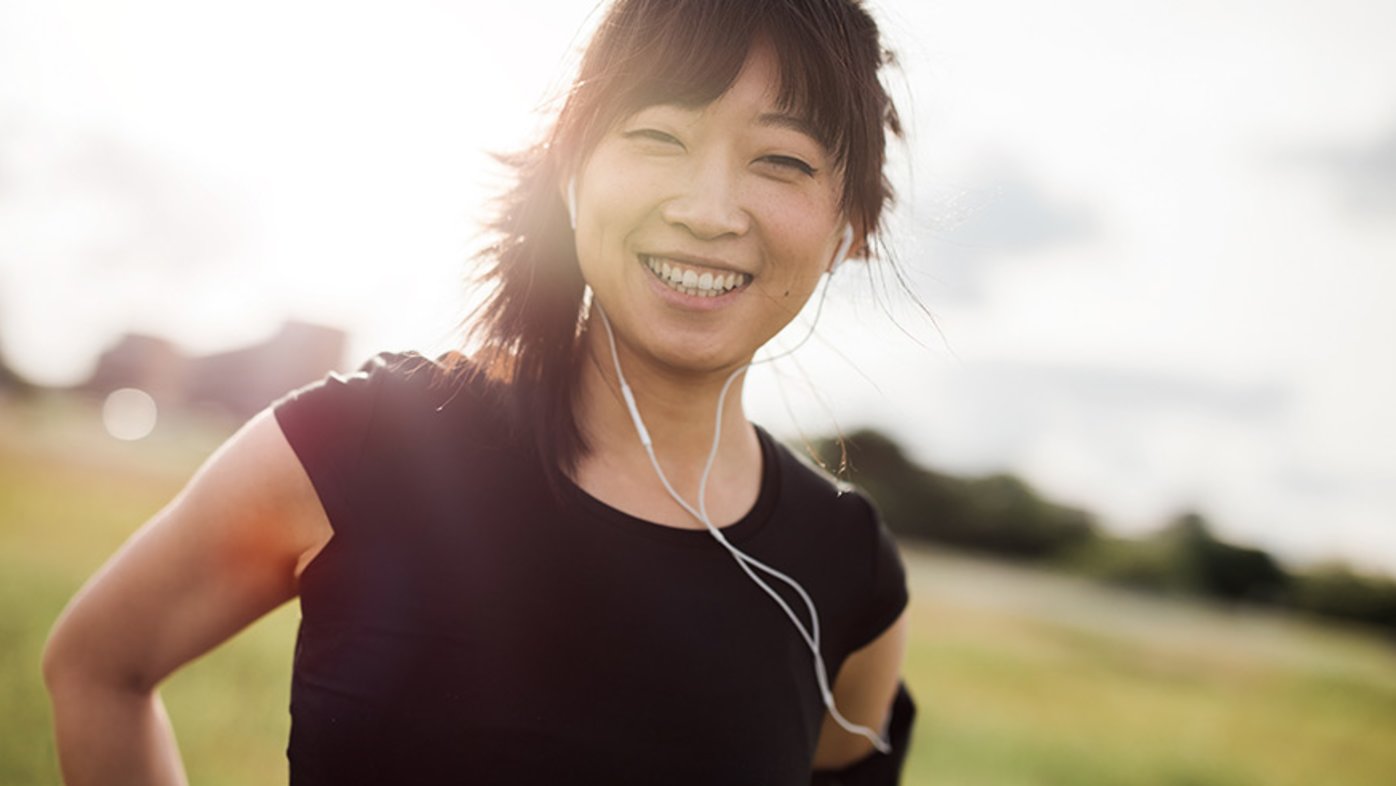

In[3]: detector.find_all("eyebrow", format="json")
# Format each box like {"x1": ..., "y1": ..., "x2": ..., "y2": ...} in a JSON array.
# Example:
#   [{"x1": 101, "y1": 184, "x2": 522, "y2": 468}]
[{"x1": 755, "y1": 112, "x2": 825, "y2": 146}]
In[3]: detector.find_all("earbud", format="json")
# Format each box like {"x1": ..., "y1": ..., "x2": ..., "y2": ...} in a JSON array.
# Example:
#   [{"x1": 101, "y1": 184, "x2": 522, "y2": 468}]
[
  {"x1": 566, "y1": 177, "x2": 578, "y2": 230},
  {"x1": 827, "y1": 224, "x2": 855, "y2": 273}
]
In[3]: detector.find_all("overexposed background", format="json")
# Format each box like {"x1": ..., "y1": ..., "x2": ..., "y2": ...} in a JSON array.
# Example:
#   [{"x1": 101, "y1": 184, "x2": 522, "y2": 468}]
[{"x1": 2, "y1": 0, "x2": 1393, "y2": 574}]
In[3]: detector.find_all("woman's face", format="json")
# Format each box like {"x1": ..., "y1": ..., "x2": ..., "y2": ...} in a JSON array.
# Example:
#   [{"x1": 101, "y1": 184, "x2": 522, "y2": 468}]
[{"x1": 570, "y1": 45, "x2": 849, "y2": 378}]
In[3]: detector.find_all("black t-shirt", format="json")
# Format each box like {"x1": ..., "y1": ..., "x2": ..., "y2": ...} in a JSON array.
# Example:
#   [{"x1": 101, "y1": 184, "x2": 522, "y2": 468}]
[{"x1": 271, "y1": 351, "x2": 909, "y2": 785}]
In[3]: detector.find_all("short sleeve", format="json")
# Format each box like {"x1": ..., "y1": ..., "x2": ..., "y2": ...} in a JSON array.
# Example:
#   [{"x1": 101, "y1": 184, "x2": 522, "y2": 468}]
[
  {"x1": 270, "y1": 353, "x2": 388, "y2": 525},
  {"x1": 845, "y1": 492, "x2": 909, "y2": 652}
]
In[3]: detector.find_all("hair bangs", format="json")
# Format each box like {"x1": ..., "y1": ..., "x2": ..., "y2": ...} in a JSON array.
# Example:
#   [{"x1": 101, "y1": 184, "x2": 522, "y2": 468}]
[
  {"x1": 597, "y1": 2, "x2": 763, "y2": 125},
  {"x1": 759, "y1": 8, "x2": 881, "y2": 231},
  {"x1": 587, "y1": 1, "x2": 880, "y2": 226},
  {"x1": 764, "y1": 13, "x2": 856, "y2": 162},
  {"x1": 608, "y1": 6, "x2": 857, "y2": 145}
]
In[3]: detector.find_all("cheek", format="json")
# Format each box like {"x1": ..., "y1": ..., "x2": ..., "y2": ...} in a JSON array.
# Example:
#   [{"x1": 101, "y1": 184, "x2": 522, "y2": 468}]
[
  {"x1": 748, "y1": 181, "x2": 842, "y2": 268},
  {"x1": 573, "y1": 160, "x2": 637, "y2": 274},
  {"x1": 765, "y1": 214, "x2": 840, "y2": 283},
  {"x1": 578, "y1": 170, "x2": 665, "y2": 261},
  {"x1": 583, "y1": 140, "x2": 670, "y2": 207}
]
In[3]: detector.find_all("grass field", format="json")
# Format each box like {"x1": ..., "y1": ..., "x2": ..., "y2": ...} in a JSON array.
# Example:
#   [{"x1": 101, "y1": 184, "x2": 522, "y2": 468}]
[{"x1": 3, "y1": 395, "x2": 1395, "y2": 785}]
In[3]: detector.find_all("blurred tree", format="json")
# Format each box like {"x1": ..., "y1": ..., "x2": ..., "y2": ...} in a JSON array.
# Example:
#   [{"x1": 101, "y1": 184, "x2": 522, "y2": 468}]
[
  {"x1": 809, "y1": 430, "x2": 1393, "y2": 633},
  {"x1": 961, "y1": 473, "x2": 1096, "y2": 558},
  {"x1": 1157, "y1": 511, "x2": 1291, "y2": 603},
  {"x1": 1062, "y1": 512, "x2": 1291, "y2": 604},
  {"x1": 1290, "y1": 563, "x2": 1396, "y2": 631},
  {"x1": 812, "y1": 429, "x2": 1096, "y2": 559},
  {"x1": 1050, "y1": 534, "x2": 1178, "y2": 591}
]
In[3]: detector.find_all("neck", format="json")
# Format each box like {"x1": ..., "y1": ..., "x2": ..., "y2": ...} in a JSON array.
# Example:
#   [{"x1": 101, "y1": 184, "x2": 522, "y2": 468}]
[{"x1": 572, "y1": 318, "x2": 762, "y2": 527}]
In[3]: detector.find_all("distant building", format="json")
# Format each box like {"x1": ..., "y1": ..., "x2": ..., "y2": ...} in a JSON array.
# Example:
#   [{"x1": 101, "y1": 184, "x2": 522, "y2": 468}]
[
  {"x1": 84, "y1": 333, "x2": 185, "y2": 404},
  {"x1": 0, "y1": 323, "x2": 37, "y2": 398},
  {"x1": 0, "y1": 346, "x2": 32, "y2": 396},
  {"x1": 83, "y1": 320, "x2": 347, "y2": 420}
]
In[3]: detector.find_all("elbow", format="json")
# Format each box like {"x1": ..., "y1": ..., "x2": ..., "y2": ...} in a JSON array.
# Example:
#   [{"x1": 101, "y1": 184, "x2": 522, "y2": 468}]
[
  {"x1": 42, "y1": 617, "x2": 150, "y2": 701},
  {"x1": 42, "y1": 620, "x2": 87, "y2": 699},
  {"x1": 42, "y1": 622, "x2": 72, "y2": 694}
]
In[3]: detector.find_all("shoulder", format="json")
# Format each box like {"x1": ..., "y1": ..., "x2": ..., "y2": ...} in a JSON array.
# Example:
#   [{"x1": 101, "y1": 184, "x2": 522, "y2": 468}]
[
  {"x1": 759, "y1": 427, "x2": 893, "y2": 579},
  {"x1": 268, "y1": 349, "x2": 500, "y2": 511},
  {"x1": 759, "y1": 427, "x2": 910, "y2": 652},
  {"x1": 322, "y1": 349, "x2": 478, "y2": 398},
  {"x1": 272, "y1": 349, "x2": 489, "y2": 423}
]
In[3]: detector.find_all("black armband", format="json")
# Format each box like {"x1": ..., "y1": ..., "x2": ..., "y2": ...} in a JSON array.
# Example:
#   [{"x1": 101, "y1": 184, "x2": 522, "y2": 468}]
[{"x1": 810, "y1": 681, "x2": 917, "y2": 786}]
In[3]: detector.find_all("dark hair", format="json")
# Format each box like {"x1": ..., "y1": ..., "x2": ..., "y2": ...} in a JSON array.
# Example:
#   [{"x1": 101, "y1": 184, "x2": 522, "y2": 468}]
[{"x1": 453, "y1": 0, "x2": 903, "y2": 492}]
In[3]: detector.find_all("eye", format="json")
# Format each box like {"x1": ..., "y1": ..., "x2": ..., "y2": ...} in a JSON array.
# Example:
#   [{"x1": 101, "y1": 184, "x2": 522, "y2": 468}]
[
  {"x1": 759, "y1": 154, "x2": 817, "y2": 177},
  {"x1": 623, "y1": 128, "x2": 685, "y2": 148}
]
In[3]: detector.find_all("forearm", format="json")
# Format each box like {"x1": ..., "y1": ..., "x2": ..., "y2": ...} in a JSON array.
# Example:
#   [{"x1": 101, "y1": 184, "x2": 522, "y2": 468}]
[{"x1": 48, "y1": 680, "x2": 188, "y2": 786}]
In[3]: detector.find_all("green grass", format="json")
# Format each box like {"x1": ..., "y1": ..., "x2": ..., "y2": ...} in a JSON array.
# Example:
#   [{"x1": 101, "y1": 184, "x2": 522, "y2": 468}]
[
  {"x1": 899, "y1": 549, "x2": 1396, "y2": 786},
  {"x1": 4, "y1": 395, "x2": 1395, "y2": 785},
  {"x1": 0, "y1": 396, "x2": 296, "y2": 786}
]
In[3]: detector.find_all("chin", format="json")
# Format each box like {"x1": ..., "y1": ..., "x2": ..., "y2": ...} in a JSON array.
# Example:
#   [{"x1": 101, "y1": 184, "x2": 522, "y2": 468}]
[{"x1": 649, "y1": 346, "x2": 750, "y2": 378}]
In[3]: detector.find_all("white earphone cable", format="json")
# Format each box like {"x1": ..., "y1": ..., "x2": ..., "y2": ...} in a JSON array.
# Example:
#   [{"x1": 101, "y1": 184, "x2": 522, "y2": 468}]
[{"x1": 593, "y1": 233, "x2": 890, "y2": 753}]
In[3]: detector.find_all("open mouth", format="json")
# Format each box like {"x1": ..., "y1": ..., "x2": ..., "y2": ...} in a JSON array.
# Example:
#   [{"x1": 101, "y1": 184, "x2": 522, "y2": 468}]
[{"x1": 642, "y1": 255, "x2": 752, "y2": 298}]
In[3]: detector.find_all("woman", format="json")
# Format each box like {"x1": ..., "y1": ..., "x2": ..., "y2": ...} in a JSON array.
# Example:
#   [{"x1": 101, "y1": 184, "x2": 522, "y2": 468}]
[{"x1": 43, "y1": 0, "x2": 914, "y2": 783}]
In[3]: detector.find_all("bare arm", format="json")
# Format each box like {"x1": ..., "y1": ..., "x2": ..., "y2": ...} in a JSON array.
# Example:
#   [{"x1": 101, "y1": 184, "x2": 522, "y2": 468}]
[
  {"x1": 42, "y1": 409, "x2": 332, "y2": 786},
  {"x1": 811, "y1": 610, "x2": 910, "y2": 771}
]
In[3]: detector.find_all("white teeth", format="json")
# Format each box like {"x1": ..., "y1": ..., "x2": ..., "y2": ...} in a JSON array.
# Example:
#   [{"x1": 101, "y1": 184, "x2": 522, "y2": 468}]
[{"x1": 643, "y1": 255, "x2": 749, "y2": 297}]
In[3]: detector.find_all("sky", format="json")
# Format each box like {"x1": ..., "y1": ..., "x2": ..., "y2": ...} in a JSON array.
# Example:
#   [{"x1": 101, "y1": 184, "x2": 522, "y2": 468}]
[{"x1": 2, "y1": 0, "x2": 1394, "y2": 575}]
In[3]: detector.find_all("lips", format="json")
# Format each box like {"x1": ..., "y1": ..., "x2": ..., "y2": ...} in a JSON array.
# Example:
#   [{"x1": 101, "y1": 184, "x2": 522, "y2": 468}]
[{"x1": 641, "y1": 255, "x2": 752, "y2": 298}]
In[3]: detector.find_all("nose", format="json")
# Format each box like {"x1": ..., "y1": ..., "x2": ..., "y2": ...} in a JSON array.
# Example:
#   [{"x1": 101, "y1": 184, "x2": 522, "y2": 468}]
[{"x1": 660, "y1": 160, "x2": 751, "y2": 240}]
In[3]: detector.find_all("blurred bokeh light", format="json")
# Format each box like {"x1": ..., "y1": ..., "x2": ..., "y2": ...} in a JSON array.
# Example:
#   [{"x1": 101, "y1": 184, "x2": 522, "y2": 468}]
[{"x1": 100, "y1": 387, "x2": 157, "y2": 440}]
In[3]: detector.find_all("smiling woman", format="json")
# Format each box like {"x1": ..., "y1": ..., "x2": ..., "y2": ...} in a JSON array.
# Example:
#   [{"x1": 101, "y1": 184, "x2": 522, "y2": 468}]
[{"x1": 42, "y1": 1, "x2": 914, "y2": 784}]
